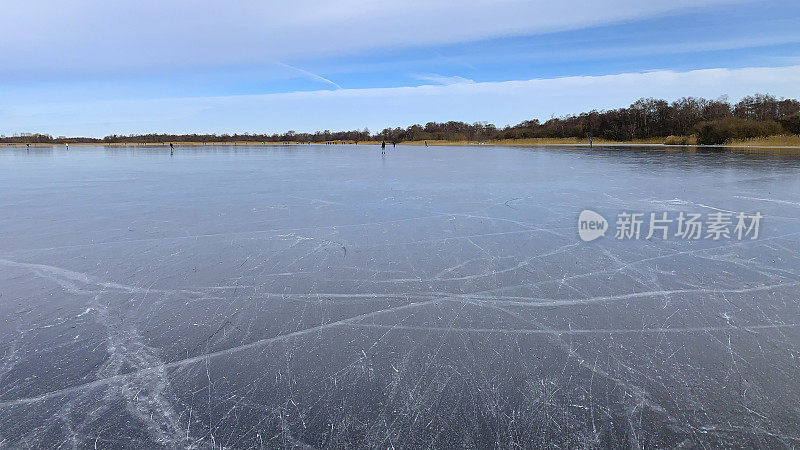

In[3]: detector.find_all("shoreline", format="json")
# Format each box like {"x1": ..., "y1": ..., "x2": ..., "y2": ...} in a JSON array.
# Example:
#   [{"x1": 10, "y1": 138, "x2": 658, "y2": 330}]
[{"x1": 4, "y1": 139, "x2": 800, "y2": 151}]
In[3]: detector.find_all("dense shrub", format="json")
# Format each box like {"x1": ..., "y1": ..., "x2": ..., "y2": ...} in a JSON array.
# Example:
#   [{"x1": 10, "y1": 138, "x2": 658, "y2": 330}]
[
  {"x1": 695, "y1": 119, "x2": 783, "y2": 145},
  {"x1": 780, "y1": 113, "x2": 800, "y2": 135}
]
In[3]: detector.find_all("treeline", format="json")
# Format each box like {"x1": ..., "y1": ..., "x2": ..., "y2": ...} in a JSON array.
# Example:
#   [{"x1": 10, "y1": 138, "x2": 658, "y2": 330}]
[
  {"x1": 3, "y1": 93, "x2": 799, "y2": 146},
  {"x1": 0, "y1": 133, "x2": 104, "y2": 144},
  {"x1": 95, "y1": 122, "x2": 500, "y2": 144},
  {"x1": 495, "y1": 93, "x2": 800, "y2": 144}
]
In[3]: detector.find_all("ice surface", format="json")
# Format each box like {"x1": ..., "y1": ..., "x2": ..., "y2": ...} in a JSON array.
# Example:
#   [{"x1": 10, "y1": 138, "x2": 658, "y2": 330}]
[{"x1": 1, "y1": 144, "x2": 799, "y2": 447}]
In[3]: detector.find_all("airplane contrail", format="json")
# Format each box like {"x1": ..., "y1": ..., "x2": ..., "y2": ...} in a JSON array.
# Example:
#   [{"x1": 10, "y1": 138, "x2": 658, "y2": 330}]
[{"x1": 276, "y1": 61, "x2": 342, "y2": 89}]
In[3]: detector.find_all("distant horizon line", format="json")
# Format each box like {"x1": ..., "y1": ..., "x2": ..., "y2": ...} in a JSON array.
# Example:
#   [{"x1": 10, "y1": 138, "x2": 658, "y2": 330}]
[{"x1": 3, "y1": 91, "x2": 798, "y2": 142}]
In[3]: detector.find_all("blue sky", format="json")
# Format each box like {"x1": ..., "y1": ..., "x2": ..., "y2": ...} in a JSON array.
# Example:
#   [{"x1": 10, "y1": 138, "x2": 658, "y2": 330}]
[{"x1": 2, "y1": 0, "x2": 800, "y2": 137}]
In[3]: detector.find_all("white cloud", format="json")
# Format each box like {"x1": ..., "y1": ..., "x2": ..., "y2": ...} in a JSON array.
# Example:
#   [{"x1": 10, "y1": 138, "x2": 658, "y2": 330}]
[
  {"x1": 0, "y1": 0, "x2": 748, "y2": 76},
  {"x1": 411, "y1": 74, "x2": 475, "y2": 85},
  {"x1": 4, "y1": 65, "x2": 799, "y2": 137}
]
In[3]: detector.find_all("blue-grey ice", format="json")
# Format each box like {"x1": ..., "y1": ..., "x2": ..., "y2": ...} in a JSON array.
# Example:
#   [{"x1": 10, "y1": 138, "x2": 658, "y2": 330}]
[{"x1": 1, "y1": 144, "x2": 799, "y2": 447}]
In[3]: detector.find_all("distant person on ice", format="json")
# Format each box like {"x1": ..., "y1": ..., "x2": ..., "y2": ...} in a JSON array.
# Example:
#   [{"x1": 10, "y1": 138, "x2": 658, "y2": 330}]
[{"x1": 381, "y1": 140, "x2": 386, "y2": 155}]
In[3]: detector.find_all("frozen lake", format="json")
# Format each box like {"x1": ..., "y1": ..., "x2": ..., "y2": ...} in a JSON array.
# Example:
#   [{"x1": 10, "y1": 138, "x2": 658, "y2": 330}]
[{"x1": 1, "y1": 144, "x2": 800, "y2": 447}]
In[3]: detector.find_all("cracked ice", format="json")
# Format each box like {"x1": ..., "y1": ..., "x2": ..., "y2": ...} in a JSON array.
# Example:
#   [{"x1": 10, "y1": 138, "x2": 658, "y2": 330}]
[{"x1": 1, "y1": 144, "x2": 800, "y2": 448}]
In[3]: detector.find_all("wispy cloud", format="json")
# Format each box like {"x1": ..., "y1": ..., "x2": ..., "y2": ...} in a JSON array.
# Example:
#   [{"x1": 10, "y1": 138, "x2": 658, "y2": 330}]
[
  {"x1": 0, "y1": 0, "x2": 749, "y2": 77},
  {"x1": 412, "y1": 74, "x2": 475, "y2": 86}
]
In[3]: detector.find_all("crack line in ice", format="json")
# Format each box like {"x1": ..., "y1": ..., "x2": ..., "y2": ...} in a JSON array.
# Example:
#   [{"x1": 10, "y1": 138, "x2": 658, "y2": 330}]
[
  {"x1": 0, "y1": 258, "x2": 207, "y2": 296},
  {"x1": 475, "y1": 231, "x2": 800, "y2": 296},
  {"x1": 347, "y1": 323, "x2": 800, "y2": 335},
  {"x1": 0, "y1": 299, "x2": 442, "y2": 408},
  {"x1": 460, "y1": 282, "x2": 800, "y2": 307},
  {"x1": 85, "y1": 292, "x2": 188, "y2": 446},
  {"x1": 477, "y1": 301, "x2": 684, "y2": 442},
  {"x1": 0, "y1": 257, "x2": 199, "y2": 446},
  {"x1": 734, "y1": 196, "x2": 800, "y2": 207}
]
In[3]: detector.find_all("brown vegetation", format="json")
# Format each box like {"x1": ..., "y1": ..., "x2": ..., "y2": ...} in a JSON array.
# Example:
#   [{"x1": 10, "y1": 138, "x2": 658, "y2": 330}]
[{"x1": 2, "y1": 93, "x2": 798, "y2": 146}]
